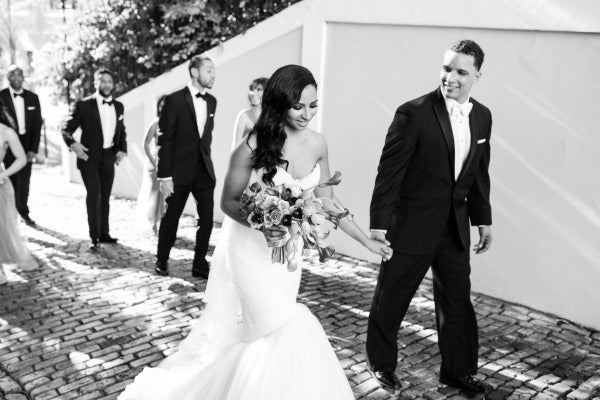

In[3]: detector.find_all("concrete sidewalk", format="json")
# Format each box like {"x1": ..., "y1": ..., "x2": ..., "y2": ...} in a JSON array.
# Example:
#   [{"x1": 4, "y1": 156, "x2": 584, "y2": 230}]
[{"x1": 0, "y1": 165, "x2": 598, "y2": 400}]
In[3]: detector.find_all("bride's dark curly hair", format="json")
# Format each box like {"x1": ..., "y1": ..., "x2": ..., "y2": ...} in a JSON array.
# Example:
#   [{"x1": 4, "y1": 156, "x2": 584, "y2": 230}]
[
  {"x1": 250, "y1": 64, "x2": 317, "y2": 184},
  {"x1": 0, "y1": 99, "x2": 17, "y2": 130}
]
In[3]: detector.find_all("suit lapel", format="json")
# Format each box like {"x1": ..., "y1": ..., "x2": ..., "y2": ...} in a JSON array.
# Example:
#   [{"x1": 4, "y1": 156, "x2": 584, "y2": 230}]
[
  {"x1": 23, "y1": 92, "x2": 31, "y2": 131},
  {"x1": 113, "y1": 102, "x2": 122, "y2": 144},
  {"x1": 432, "y1": 90, "x2": 455, "y2": 178},
  {"x1": 90, "y1": 97, "x2": 104, "y2": 139},
  {"x1": 2, "y1": 90, "x2": 18, "y2": 131},
  {"x1": 200, "y1": 96, "x2": 214, "y2": 139},
  {"x1": 184, "y1": 89, "x2": 201, "y2": 136},
  {"x1": 457, "y1": 104, "x2": 480, "y2": 181}
]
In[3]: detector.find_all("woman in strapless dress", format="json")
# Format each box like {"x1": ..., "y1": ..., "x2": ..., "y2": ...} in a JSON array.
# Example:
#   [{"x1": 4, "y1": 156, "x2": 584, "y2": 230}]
[
  {"x1": 118, "y1": 65, "x2": 393, "y2": 400},
  {"x1": 0, "y1": 99, "x2": 31, "y2": 284}
]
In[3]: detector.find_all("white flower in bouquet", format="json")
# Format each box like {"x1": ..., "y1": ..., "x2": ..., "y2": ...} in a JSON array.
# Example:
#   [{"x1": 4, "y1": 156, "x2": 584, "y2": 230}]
[{"x1": 310, "y1": 213, "x2": 327, "y2": 225}]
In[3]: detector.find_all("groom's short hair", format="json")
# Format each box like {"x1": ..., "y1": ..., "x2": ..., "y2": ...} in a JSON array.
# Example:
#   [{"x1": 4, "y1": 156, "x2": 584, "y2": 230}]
[
  {"x1": 93, "y1": 67, "x2": 114, "y2": 81},
  {"x1": 188, "y1": 55, "x2": 213, "y2": 76},
  {"x1": 450, "y1": 40, "x2": 485, "y2": 71}
]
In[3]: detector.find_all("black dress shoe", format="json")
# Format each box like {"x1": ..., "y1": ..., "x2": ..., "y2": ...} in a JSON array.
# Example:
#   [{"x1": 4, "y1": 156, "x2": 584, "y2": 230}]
[
  {"x1": 366, "y1": 360, "x2": 401, "y2": 390},
  {"x1": 192, "y1": 258, "x2": 210, "y2": 279},
  {"x1": 155, "y1": 260, "x2": 169, "y2": 276},
  {"x1": 439, "y1": 374, "x2": 491, "y2": 394},
  {"x1": 90, "y1": 239, "x2": 100, "y2": 251},
  {"x1": 23, "y1": 216, "x2": 36, "y2": 227},
  {"x1": 99, "y1": 235, "x2": 118, "y2": 244}
]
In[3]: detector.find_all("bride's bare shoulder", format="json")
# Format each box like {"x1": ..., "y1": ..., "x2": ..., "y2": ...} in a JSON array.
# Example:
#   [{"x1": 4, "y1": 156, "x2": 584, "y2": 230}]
[{"x1": 307, "y1": 129, "x2": 328, "y2": 154}]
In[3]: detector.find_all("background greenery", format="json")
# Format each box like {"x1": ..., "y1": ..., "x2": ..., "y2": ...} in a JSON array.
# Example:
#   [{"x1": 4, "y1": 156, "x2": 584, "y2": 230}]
[{"x1": 33, "y1": 0, "x2": 300, "y2": 102}]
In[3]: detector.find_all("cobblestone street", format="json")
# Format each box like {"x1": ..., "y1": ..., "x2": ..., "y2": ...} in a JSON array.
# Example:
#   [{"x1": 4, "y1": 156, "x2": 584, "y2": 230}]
[{"x1": 1, "y1": 165, "x2": 599, "y2": 400}]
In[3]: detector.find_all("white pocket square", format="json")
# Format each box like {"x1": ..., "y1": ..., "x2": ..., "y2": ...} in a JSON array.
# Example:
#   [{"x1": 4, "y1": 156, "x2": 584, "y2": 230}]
[
  {"x1": 477, "y1": 138, "x2": 487, "y2": 144},
  {"x1": 27, "y1": 106, "x2": 36, "y2": 110},
  {"x1": 209, "y1": 114, "x2": 214, "y2": 118}
]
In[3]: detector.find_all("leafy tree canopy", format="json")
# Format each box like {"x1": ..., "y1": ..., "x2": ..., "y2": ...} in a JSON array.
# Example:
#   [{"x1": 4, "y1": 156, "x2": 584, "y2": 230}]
[{"x1": 34, "y1": 0, "x2": 300, "y2": 101}]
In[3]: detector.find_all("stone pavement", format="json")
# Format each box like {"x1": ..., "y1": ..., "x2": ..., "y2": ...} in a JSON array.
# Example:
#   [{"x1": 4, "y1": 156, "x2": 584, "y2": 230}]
[{"x1": 1, "y1": 165, "x2": 599, "y2": 400}]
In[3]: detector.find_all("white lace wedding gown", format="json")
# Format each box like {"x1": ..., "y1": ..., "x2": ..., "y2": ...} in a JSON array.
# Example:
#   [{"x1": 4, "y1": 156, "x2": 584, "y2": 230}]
[{"x1": 119, "y1": 164, "x2": 355, "y2": 400}]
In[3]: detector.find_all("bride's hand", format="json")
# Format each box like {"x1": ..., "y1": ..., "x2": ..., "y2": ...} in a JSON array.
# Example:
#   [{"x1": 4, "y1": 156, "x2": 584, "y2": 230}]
[
  {"x1": 365, "y1": 238, "x2": 393, "y2": 261},
  {"x1": 263, "y1": 226, "x2": 288, "y2": 246}
]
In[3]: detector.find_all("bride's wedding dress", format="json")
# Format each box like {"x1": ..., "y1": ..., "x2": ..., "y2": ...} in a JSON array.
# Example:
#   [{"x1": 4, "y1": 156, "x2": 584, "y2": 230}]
[{"x1": 119, "y1": 164, "x2": 355, "y2": 400}]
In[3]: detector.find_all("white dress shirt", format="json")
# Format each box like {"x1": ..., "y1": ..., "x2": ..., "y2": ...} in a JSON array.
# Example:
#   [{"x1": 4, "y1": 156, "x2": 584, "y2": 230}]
[
  {"x1": 8, "y1": 87, "x2": 26, "y2": 135},
  {"x1": 443, "y1": 95, "x2": 473, "y2": 180},
  {"x1": 187, "y1": 82, "x2": 207, "y2": 138},
  {"x1": 95, "y1": 94, "x2": 117, "y2": 149}
]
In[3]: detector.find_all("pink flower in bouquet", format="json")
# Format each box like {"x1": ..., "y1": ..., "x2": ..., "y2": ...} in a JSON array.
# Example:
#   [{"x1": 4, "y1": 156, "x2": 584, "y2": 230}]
[
  {"x1": 257, "y1": 195, "x2": 279, "y2": 211},
  {"x1": 277, "y1": 199, "x2": 290, "y2": 213},
  {"x1": 263, "y1": 213, "x2": 274, "y2": 228},
  {"x1": 270, "y1": 209, "x2": 284, "y2": 225}
]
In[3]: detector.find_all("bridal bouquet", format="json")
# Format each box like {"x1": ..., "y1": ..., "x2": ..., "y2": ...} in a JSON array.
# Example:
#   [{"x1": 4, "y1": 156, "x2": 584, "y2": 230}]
[{"x1": 239, "y1": 172, "x2": 350, "y2": 272}]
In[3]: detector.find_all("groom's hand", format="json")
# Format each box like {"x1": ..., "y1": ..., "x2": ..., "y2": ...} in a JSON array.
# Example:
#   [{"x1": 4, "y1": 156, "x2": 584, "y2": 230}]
[
  {"x1": 159, "y1": 180, "x2": 174, "y2": 198},
  {"x1": 474, "y1": 226, "x2": 492, "y2": 254}
]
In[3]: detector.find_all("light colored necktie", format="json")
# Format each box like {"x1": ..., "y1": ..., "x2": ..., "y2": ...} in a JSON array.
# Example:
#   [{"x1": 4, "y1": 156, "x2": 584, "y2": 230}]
[{"x1": 451, "y1": 102, "x2": 473, "y2": 118}]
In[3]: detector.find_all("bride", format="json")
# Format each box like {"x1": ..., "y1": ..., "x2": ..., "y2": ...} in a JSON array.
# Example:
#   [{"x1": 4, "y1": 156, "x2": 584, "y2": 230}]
[{"x1": 119, "y1": 65, "x2": 392, "y2": 399}]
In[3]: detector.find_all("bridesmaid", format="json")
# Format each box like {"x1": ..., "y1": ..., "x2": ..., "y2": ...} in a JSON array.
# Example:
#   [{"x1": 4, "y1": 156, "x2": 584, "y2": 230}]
[
  {"x1": 231, "y1": 77, "x2": 268, "y2": 149},
  {"x1": 0, "y1": 100, "x2": 30, "y2": 284},
  {"x1": 134, "y1": 95, "x2": 167, "y2": 235}
]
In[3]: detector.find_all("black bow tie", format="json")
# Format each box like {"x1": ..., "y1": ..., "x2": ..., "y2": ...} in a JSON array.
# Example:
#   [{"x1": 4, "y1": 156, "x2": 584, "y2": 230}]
[
  {"x1": 195, "y1": 92, "x2": 208, "y2": 100},
  {"x1": 102, "y1": 99, "x2": 113, "y2": 106},
  {"x1": 13, "y1": 92, "x2": 22, "y2": 98}
]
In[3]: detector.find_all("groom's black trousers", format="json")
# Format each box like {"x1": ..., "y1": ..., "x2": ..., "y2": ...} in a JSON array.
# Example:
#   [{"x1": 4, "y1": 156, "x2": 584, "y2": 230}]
[{"x1": 366, "y1": 216, "x2": 478, "y2": 377}]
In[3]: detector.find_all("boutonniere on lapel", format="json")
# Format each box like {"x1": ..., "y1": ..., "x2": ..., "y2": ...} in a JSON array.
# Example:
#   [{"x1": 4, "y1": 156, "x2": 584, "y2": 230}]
[
  {"x1": 209, "y1": 114, "x2": 214, "y2": 118},
  {"x1": 477, "y1": 138, "x2": 486, "y2": 144},
  {"x1": 27, "y1": 106, "x2": 36, "y2": 110},
  {"x1": 118, "y1": 114, "x2": 124, "y2": 121}
]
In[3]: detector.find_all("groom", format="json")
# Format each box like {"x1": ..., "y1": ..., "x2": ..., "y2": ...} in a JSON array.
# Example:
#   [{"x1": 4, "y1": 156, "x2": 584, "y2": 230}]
[
  {"x1": 155, "y1": 55, "x2": 217, "y2": 279},
  {"x1": 367, "y1": 40, "x2": 493, "y2": 394}
]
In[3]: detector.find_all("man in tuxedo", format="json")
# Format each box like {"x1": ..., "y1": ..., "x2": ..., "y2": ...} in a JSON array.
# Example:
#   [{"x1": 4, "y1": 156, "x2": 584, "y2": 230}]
[
  {"x1": 62, "y1": 67, "x2": 127, "y2": 250},
  {"x1": 155, "y1": 55, "x2": 217, "y2": 279},
  {"x1": 367, "y1": 40, "x2": 493, "y2": 394},
  {"x1": 0, "y1": 65, "x2": 42, "y2": 226}
]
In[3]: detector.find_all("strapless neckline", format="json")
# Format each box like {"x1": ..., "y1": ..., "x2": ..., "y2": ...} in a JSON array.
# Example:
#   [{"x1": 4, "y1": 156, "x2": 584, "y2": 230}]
[{"x1": 276, "y1": 163, "x2": 320, "y2": 183}]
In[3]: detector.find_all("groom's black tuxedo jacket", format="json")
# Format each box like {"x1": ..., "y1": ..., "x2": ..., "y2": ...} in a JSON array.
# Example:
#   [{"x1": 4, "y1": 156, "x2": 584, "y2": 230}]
[
  {"x1": 0, "y1": 88, "x2": 42, "y2": 156},
  {"x1": 62, "y1": 95, "x2": 128, "y2": 169},
  {"x1": 370, "y1": 88, "x2": 492, "y2": 255},
  {"x1": 157, "y1": 87, "x2": 217, "y2": 185}
]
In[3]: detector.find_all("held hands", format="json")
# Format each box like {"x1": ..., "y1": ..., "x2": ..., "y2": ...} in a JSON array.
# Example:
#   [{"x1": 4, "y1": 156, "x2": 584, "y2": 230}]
[
  {"x1": 474, "y1": 226, "x2": 492, "y2": 254},
  {"x1": 159, "y1": 180, "x2": 174, "y2": 198},
  {"x1": 368, "y1": 231, "x2": 393, "y2": 261},
  {"x1": 70, "y1": 142, "x2": 89, "y2": 161},
  {"x1": 115, "y1": 151, "x2": 127, "y2": 165},
  {"x1": 26, "y1": 151, "x2": 37, "y2": 162}
]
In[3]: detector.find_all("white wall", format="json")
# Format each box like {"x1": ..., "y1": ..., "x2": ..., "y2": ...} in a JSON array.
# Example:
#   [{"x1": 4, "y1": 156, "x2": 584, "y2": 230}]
[{"x1": 64, "y1": 0, "x2": 600, "y2": 329}]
